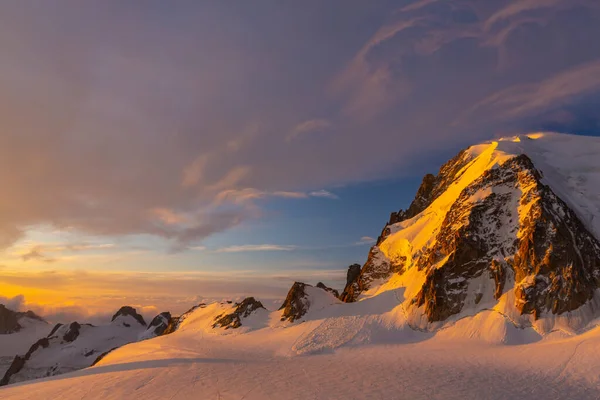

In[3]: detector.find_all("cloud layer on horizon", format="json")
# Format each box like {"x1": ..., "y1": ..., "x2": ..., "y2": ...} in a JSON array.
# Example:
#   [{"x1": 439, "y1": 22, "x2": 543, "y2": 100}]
[
  {"x1": 1, "y1": 0, "x2": 600, "y2": 249},
  {"x1": 0, "y1": 268, "x2": 346, "y2": 324}
]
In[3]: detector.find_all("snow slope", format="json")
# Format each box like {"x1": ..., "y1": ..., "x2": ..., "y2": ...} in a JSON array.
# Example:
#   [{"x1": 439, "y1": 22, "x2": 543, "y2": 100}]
[
  {"x1": 1, "y1": 311, "x2": 147, "y2": 385},
  {"x1": 0, "y1": 313, "x2": 50, "y2": 382},
  {"x1": 0, "y1": 316, "x2": 50, "y2": 358},
  {"x1": 0, "y1": 299, "x2": 599, "y2": 399},
  {"x1": 495, "y1": 133, "x2": 600, "y2": 239}
]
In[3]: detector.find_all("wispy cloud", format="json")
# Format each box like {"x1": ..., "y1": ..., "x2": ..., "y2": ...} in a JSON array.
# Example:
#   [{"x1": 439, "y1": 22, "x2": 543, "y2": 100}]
[
  {"x1": 181, "y1": 154, "x2": 209, "y2": 188},
  {"x1": 213, "y1": 188, "x2": 338, "y2": 205},
  {"x1": 272, "y1": 191, "x2": 310, "y2": 199},
  {"x1": 212, "y1": 236, "x2": 374, "y2": 254},
  {"x1": 355, "y1": 236, "x2": 376, "y2": 245},
  {"x1": 286, "y1": 119, "x2": 332, "y2": 142},
  {"x1": 19, "y1": 242, "x2": 115, "y2": 263},
  {"x1": 213, "y1": 188, "x2": 308, "y2": 205},
  {"x1": 150, "y1": 208, "x2": 187, "y2": 225},
  {"x1": 309, "y1": 190, "x2": 339, "y2": 200},
  {"x1": 457, "y1": 60, "x2": 600, "y2": 125},
  {"x1": 215, "y1": 244, "x2": 297, "y2": 253},
  {"x1": 21, "y1": 246, "x2": 57, "y2": 263}
]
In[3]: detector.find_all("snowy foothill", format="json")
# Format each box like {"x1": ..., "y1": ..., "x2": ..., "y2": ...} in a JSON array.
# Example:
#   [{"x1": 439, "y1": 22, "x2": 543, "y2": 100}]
[
  {"x1": 0, "y1": 314, "x2": 51, "y2": 383},
  {"x1": 0, "y1": 307, "x2": 148, "y2": 386}
]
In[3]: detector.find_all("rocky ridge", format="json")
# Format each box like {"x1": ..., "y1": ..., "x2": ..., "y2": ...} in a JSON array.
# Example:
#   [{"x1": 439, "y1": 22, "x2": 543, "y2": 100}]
[
  {"x1": 341, "y1": 136, "x2": 600, "y2": 330},
  {"x1": 213, "y1": 297, "x2": 266, "y2": 329},
  {"x1": 0, "y1": 305, "x2": 46, "y2": 335},
  {"x1": 279, "y1": 282, "x2": 341, "y2": 322},
  {"x1": 111, "y1": 306, "x2": 147, "y2": 327},
  {"x1": 140, "y1": 312, "x2": 178, "y2": 339}
]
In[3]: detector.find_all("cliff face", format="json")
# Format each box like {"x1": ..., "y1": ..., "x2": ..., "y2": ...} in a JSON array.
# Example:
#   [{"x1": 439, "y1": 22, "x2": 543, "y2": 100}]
[
  {"x1": 341, "y1": 134, "x2": 600, "y2": 329},
  {"x1": 412, "y1": 154, "x2": 600, "y2": 322},
  {"x1": 385, "y1": 149, "x2": 472, "y2": 232},
  {"x1": 0, "y1": 306, "x2": 46, "y2": 335}
]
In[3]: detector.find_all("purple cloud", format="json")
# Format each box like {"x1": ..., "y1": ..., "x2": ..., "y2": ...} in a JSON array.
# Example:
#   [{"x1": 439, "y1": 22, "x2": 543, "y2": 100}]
[{"x1": 0, "y1": 1, "x2": 599, "y2": 250}]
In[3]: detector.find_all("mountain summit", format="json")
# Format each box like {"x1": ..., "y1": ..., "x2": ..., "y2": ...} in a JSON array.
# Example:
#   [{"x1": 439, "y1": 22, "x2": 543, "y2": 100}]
[
  {"x1": 0, "y1": 305, "x2": 46, "y2": 335},
  {"x1": 342, "y1": 132, "x2": 600, "y2": 332}
]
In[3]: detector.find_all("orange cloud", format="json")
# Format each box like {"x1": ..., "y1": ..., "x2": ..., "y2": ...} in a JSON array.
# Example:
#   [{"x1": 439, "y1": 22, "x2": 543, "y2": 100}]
[{"x1": 0, "y1": 268, "x2": 345, "y2": 323}]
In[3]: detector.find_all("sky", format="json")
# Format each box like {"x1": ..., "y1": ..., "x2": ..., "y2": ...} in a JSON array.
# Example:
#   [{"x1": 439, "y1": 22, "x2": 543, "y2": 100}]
[{"x1": 2, "y1": 0, "x2": 600, "y2": 322}]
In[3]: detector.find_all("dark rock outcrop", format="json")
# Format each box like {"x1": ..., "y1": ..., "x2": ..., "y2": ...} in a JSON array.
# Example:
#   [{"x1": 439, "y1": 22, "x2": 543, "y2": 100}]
[
  {"x1": 111, "y1": 306, "x2": 146, "y2": 326},
  {"x1": 145, "y1": 312, "x2": 177, "y2": 337},
  {"x1": 0, "y1": 304, "x2": 21, "y2": 334},
  {"x1": 0, "y1": 305, "x2": 46, "y2": 334},
  {"x1": 342, "y1": 146, "x2": 600, "y2": 326},
  {"x1": 346, "y1": 264, "x2": 361, "y2": 286},
  {"x1": 48, "y1": 323, "x2": 63, "y2": 337},
  {"x1": 411, "y1": 154, "x2": 600, "y2": 322},
  {"x1": 339, "y1": 264, "x2": 362, "y2": 302},
  {"x1": 279, "y1": 282, "x2": 311, "y2": 322},
  {"x1": 0, "y1": 357, "x2": 25, "y2": 386},
  {"x1": 62, "y1": 322, "x2": 81, "y2": 343},
  {"x1": 213, "y1": 297, "x2": 266, "y2": 329},
  {"x1": 340, "y1": 248, "x2": 395, "y2": 303},
  {"x1": 390, "y1": 173, "x2": 437, "y2": 225},
  {"x1": 343, "y1": 149, "x2": 482, "y2": 304},
  {"x1": 0, "y1": 337, "x2": 50, "y2": 386},
  {"x1": 316, "y1": 282, "x2": 339, "y2": 298},
  {"x1": 91, "y1": 347, "x2": 118, "y2": 367}
]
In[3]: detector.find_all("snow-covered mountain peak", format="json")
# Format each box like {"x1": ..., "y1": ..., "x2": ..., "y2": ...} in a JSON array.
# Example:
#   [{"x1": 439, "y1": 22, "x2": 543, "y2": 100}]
[
  {"x1": 110, "y1": 306, "x2": 147, "y2": 328},
  {"x1": 0, "y1": 305, "x2": 46, "y2": 335},
  {"x1": 342, "y1": 132, "x2": 600, "y2": 333}
]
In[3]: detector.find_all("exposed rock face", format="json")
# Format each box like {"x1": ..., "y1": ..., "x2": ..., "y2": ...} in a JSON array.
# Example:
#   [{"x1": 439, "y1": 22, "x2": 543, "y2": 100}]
[
  {"x1": 0, "y1": 305, "x2": 46, "y2": 334},
  {"x1": 62, "y1": 322, "x2": 81, "y2": 343},
  {"x1": 0, "y1": 357, "x2": 25, "y2": 386},
  {"x1": 111, "y1": 306, "x2": 146, "y2": 327},
  {"x1": 341, "y1": 249, "x2": 394, "y2": 303},
  {"x1": 213, "y1": 297, "x2": 265, "y2": 329},
  {"x1": 316, "y1": 282, "x2": 339, "y2": 298},
  {"x1": 342, "y1": 144, "x2": 600, "y2": 326},
  {"x1": 340, "y1": 264, "x2": 362, "y2": 302},
  {"x1": 389, "y1": 174, "x2": 437, "y2": 226},
  {"x1": 279, "y1": 282, "x2": 311, "y2": 322},
  {"x1": 143, "y1": 312, "x2": 177, "y2": 338},
  {"x1": 411, "y1": 155, "x2": 600, "y2": 322},
  {"x1": 0, "y1": 337, "x2": 50, "y2": 386},
  {"x1": 386, "y1": 150, "x2": 471, "y2": 228},
  {"x1": 48, "y1": 323, "x2": 63, "y2": 337},
  {"x1": 91, "y1": 348, "x2": 118, "y2": 367},
  {"x1": 346, "y1": 264, "x2": 361, "y2": 286},
  {"x1": 340, "y1": 148, "x2": 489, "y2": 306},
  {"x1": 0, "y1": 305, "x2": 20, "y2": 334}
]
